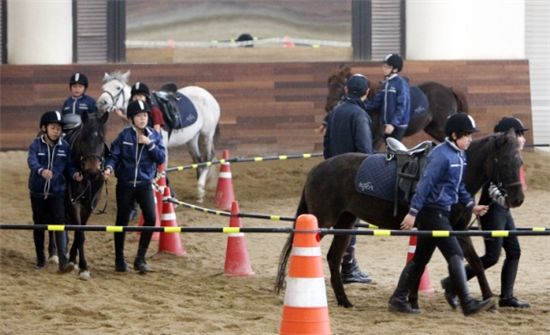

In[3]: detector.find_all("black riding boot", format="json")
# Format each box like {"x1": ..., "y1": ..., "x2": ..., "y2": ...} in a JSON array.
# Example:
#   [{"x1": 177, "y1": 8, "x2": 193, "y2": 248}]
[
  {"x1": 441, "y1": 264, "x2": 477, "y2": 309},
  {"x1": 114, "y1": 232, "x2": 128, "y2": 272},
  {"x1": 499, "y1": 258, "x2": 530, "y2": 308},
  {"x1": 134, "y1": 232, "x2": 152, "y2": 274},
  {"x1": 55, "y1": 231, "x2": 72, "y2": 273},
  {"x1": 449, "y1": 255, "x2": 494, "y2": 316},
  {"x1": 33, "y1": 230, "x2": 46, "y2": 269},
  {"x1": 389, "y1": 261, "x2": 421, "y2": 314}
]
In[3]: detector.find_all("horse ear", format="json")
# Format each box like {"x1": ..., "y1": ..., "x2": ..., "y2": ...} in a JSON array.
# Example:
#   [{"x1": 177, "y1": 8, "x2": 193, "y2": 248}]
[
  {"x1": 122, "y1": 70, "x2": 131, "y2": 83},
  {"x1": 100, "y1": 110, "x2": 109, "y2": 124},
  {"x1": 81, "y1": 111, "x2": 89, "y2": 124}
]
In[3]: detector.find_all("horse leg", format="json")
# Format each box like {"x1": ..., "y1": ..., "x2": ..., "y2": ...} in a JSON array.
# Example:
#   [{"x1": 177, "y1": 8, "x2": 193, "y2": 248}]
[
  {"x1": 327, "y1": 233, "x2": 354, "y2": 307},
  {"x1": 47, "y1": 231, "x2": 59, "y2": 264},
  {"x1": 187, "y1": 135, "x2": 206, "y2": 202},
  {"x1": 77, "y1": 208, "x2": 92, "y2": 280},
  {"x1": 459, "y1": 236, "x2": 493, "y2": 300}
]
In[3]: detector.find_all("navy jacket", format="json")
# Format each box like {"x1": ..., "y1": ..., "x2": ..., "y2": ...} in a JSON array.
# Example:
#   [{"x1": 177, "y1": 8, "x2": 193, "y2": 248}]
[
  {"x1": 27, "y1": 136, "x2": 77, "y2": 198},
  {"x1": 106, "y1": 126, "x2": 166, "y2": 187},
  {"x1": 61, "y1": 94, "x2": 97, "y2": 117},
  {"x1": 323, "y1": 95, "x2": 373, "y2": 159},
  {"x1": 366, "y1": 74, "x2": 411, "y2": 129},
  {"x1": 409, "y1": 139, "x2": 474, "y2": 216}
]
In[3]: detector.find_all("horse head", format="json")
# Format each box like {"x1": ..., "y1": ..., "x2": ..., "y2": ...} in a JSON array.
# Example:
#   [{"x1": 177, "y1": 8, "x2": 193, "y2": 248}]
[
  {"x1": 467, "y1": 130, "x2": 524, "y2": 208},
  {"x1": 96, "y1": 70, "x2": 131, "y2": 114},
  {"x1": 486, "y1": 129, "x2": 524, "y2": 208},
  {"x1": 74, "y1": 111, "x2": 109, "y2": 177}
]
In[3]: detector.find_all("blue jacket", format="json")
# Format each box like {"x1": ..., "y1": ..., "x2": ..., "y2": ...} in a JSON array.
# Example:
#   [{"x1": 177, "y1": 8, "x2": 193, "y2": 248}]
[
  {"x1": 366, "y1": 74, "x2": 411, "y2": 129},
  {"x1": 409, "y1": 139, "x2": 474, "y2": 216},
  {"x1": 27, "y1": 135, "x2": 77, "y2": 198},
  {"x1": 106, "y1": 126, "x2": 166, "y2": 187},
  {"x1": 61, "y1": 94, "x2": 97, "y2": 117},
  {"x1": 323, "y1": 95, "x2": 373, "y2": 158}
]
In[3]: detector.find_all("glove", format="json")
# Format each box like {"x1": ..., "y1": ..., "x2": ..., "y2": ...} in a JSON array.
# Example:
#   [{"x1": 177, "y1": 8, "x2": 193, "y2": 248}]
[{"x1": 488, "y1": 183, "x2": 506, "y2": 207}]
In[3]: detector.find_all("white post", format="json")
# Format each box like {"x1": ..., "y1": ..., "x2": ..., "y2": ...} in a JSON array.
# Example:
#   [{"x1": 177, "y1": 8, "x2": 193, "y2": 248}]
[
  {"x1": 7, "y1": 0, "x2": 73, "y2": 64},
  {"x1": 406, "y1": 0, "x2": 525, "y2": 59}
]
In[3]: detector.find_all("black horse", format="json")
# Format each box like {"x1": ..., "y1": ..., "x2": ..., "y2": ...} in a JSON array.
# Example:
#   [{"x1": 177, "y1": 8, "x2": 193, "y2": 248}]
[
  {"x1": 325, "y1": 64, "x2": 469, "y2": 149},
  {"x1": 275, "y1": 131, "x2": 524, "y2": 308},
  {"x1": 65, "y1": 111, "x2": 109, "y2": 280}
]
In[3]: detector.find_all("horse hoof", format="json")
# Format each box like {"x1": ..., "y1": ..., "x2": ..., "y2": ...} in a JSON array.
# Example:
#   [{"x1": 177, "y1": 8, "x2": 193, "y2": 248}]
[
  {"x1": 48, "y1": 255, "x2": 59, "y2": 265},
  {"x1": 79, "y1": 271, "x2": 91, "y2": 281}
]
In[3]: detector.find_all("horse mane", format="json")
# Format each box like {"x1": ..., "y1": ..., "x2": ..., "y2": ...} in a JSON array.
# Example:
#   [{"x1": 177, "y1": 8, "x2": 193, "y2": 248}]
[
  {"x1": 325, "y1": 64, "x2": 352, "y2": 113},
  {"x1": 102, "y1": 71, "x2": 129, "y2": 84}
]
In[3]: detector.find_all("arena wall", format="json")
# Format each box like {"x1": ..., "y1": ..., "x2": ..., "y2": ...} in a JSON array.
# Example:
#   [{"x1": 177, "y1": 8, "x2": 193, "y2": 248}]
[{"x1": 0, "y1": 60, "x2": 531, "y2": 155}]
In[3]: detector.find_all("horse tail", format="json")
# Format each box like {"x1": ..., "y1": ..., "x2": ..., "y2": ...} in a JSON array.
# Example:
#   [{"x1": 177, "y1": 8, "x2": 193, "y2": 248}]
[
  {"x1": 274, "y1": 187, "x2": 309, "y2": 294},
  {"x1": 451, "y1": 87, "x2": 469, "y2": 114}
]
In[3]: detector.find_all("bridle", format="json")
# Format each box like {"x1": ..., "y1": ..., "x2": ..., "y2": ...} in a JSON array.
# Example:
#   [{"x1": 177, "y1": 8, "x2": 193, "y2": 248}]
[{"x1": 102, "y1": 79, "x2": 128, "y2": 112}]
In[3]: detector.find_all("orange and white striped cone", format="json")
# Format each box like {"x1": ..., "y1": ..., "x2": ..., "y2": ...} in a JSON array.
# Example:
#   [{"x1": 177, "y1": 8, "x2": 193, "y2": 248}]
[
  {"x1": 157, "y1": 186, "x2": 186, "y2": 256},
  {"x1": 279, "y1": 214, "x2": 331, "y2": 335},
  {"x1": 224, "y1": 201, "x2": 254, "y2": 276},
  {"x1": 406, "y1": 234, "x2": 434, "y2": 293},
  {"x1": 215, "y1": 149, "x2": 235, "y2": 211},
  {"x1": 283, "y1": 35, "x2": 295, "y2": 48}
]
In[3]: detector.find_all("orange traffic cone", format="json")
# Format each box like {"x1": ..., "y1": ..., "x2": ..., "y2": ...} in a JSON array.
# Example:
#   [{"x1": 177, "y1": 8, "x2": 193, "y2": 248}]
[
  {"x1": 279, "y1": 214, "x2": 331, "y2": 335},
  {"x1": 215, "y1": 150, "x2": 235, "y2": 211},
  {"x1": 224, "y1": 201, "x2": 254, "y2": 276},
  {"x1": 283, "y1": 35, "x2": 295, "y2": 48},
  {"x1": 137, "y1": 184, "x2": 161, "y2": 241},
  {"x1": 157, "y1": 186, "x2": 186, "y2": 256},
  {"x1": 406, "y1": 234, "x2": 434, "y2": 293}
]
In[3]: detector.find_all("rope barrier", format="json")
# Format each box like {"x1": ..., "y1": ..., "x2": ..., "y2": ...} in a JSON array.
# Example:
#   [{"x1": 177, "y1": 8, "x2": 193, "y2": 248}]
[
  {"x1": 165, "y1": 152, "x2": 322, "y2": 173},
  {"x1": 2, "y1": 224, "x2": 549, "y2": 237}
]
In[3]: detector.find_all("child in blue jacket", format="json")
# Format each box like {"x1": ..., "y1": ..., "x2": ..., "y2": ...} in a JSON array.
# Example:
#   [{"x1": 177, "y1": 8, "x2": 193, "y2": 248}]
[
  {"x1": 104, "y1": 100, "x2": 166, "y2": 274},
  {"x1": 28, "y1": 110, "x2": 82, "y2": 272},
  {"x1": 366, "y1": 53, "x2": 411, "y2": 140},
  {"x1": 389, "y1": 113, "x2": 493, "y2": 316},
  {"x1": 61, "y1": 72, "x2": 97, "y2": 132}
]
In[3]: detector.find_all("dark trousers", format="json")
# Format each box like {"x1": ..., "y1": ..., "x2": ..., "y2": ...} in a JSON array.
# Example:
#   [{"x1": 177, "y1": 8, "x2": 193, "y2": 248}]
[
  {"x1": 114, "y1": 183, "x2": 157, "y2": 262},
  {"x1": 31, "y1": 195, "x2": 67, "y2": 265},
  {"x1": 385, "y1": 127, "x2": 407, "y2": 141},
  {"x1": 411, "y1": 207, "x2": 464, "y2": 270}
]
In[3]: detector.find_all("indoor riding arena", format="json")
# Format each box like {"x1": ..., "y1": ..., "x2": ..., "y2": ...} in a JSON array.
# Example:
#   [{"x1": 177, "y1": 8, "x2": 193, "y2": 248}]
[{"x1": 1, "y1": 1, "x2": 549, "y2": 335}]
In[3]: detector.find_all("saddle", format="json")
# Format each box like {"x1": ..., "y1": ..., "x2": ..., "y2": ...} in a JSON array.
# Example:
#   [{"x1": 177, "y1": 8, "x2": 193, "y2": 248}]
[
  {"x1": 151, "y1": 83, "x2": 198, "y2": 132},
  {"x1": 386, "y1": 138, "x2": 434, "y2": 215}
]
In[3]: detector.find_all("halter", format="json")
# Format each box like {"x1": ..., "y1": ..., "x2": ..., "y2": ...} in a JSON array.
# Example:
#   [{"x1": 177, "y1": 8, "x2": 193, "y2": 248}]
[
  {"x1": 489, "y1": 155, "x2": 522, "y2": 201},
  {"x1": 102, "y1": 79, "x2": 128, "y2": 112}
]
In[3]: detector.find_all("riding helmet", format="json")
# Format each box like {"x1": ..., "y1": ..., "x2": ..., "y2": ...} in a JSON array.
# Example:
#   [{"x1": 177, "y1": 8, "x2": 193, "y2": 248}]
[
  {"x1": 126, "y1": 100, "x2": 150, "y2": 119},
  {"x1": 494, "y1": 117, "x2": 528, "y2": 134},
  {"x1": 346, "y1": 74, "x2": 369, "y2": 97},
  {"x1": 383, "y1": 53, "x2": 404, "y2": 72},
  {"x1": 40, "y1": 110, "x2": 64, "y2": 128},
  {"x1": 131, "y1": 82, "x2": 150, "y2": 98},
  {"x1": 445, "y1": 113, "x2": 479, "y2": 136},
  {"x1": 69, "y1": 72, "x2": 89, "y2": 88}
]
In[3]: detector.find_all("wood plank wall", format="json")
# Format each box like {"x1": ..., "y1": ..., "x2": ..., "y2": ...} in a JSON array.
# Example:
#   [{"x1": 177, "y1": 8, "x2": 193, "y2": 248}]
[{"x1": 0, "y1": 61, "x2": 532, "y2": 156}]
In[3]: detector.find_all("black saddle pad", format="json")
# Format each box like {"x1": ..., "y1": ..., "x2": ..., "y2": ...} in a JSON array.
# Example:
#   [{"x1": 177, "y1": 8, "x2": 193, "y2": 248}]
[
  {"x1": 410, "y1": 86, "x2": 429, "y2": 120},
  {"x1": 153, "y1": 91, "x2": 198, "y2": 130},
  {"x1": 354, "y1": 154, "x2": 396, "y2": 202}
]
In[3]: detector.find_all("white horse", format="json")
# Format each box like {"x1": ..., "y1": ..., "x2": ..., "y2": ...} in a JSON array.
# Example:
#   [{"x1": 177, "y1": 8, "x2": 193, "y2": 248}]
[{"x1": 96, "y1": 71, "x2": 221, "y2": 202}]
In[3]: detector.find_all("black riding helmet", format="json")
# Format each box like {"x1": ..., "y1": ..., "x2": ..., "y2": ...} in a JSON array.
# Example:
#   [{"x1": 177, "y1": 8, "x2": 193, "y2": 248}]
[
  {"x1": 126, "y1": 100, "x2": 150, "y2": 120},
  {"x1": 445, "y1": 113, "x2": 479, "y2": 137},
  {"x1": 494, "y1": 117, "x2": 528, "y2": 134},
  {"x1": 131, "y1": 82, "x2": 150, "y2": 98},
  {"x1": 40, "y1": 110, "x2": 64, "y2": 128},
  {"x1": 346, "y1": 74, "x2": 369, "y2": 97},
  {"x1": 383, "y1": 53, "x2": 404, "y2": 72},
  {"x1": 69, "y1": 73, "x2": 89, "y2": 89}
]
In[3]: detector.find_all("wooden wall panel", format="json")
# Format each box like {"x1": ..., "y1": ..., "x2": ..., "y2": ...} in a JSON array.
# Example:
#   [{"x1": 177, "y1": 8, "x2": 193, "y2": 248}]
[{"x1": 0, "y1": 61, "x2": 532, "y2": 157}]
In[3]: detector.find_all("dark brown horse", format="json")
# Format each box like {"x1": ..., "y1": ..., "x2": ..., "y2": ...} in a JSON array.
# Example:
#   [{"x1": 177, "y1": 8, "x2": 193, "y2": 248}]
[
  {"x1": 325, "y1": 64, "x2": 469, "y2": 149},
  {"x1": 65, "y1": 111, "x2": 109, "y2": 280},
  {"x1": 275, "y1": 131, "x2": 524, "y2": 308}
]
